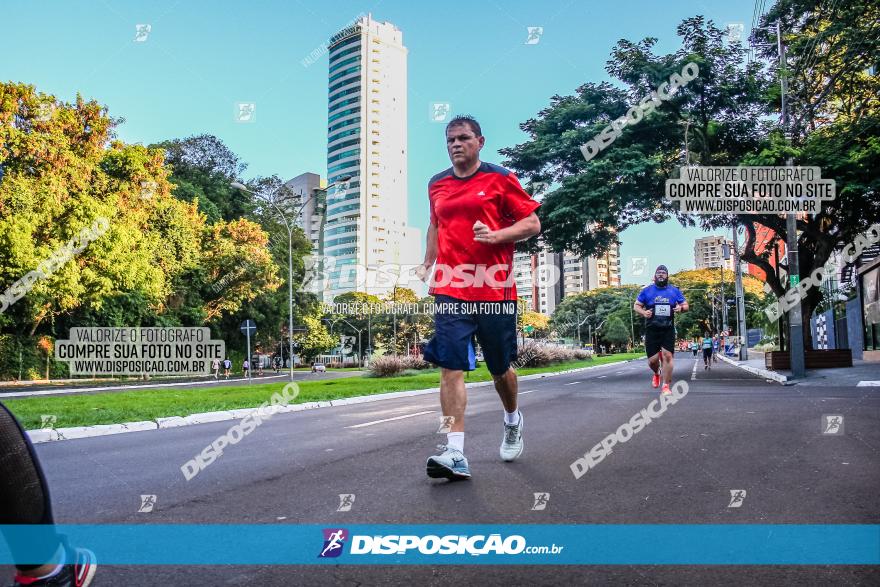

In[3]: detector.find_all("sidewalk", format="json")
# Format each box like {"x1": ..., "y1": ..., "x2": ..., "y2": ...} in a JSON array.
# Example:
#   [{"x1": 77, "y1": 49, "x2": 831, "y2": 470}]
[{"x1": 720, "y1": 350, "x2": 880, "y2": 386}]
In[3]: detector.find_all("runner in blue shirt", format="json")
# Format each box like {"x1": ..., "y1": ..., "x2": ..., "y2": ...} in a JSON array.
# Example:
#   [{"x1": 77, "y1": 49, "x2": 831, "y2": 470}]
[{"x1": 634, "y1": 265, "x2": 689, "y2": 394}]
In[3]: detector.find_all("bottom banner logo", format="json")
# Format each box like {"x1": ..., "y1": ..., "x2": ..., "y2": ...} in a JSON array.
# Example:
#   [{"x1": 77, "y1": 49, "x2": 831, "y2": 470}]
[{"x1": 318, "y1": 528, "x2": 348, "y2": 558}]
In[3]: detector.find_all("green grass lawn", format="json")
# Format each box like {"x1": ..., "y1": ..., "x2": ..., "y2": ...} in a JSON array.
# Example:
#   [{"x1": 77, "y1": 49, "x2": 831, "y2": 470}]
[{"x1": 4, "y1": 353, "x2": 640, "y2": 430}]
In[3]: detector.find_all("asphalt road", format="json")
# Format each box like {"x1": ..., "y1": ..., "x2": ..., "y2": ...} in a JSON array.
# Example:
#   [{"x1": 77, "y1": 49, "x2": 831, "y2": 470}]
[{"x1": 15, "y1": 357, "x2": 880, "y2": 585}]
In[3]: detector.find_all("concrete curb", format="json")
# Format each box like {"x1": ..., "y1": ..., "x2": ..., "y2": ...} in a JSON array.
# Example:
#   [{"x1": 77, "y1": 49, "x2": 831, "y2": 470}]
[
  {"x1": 718, "y1": 354, "x2": 791, "y2": 384},
  {"x1": 27, "y1": 358, "x2": 638, "y2": 443}
]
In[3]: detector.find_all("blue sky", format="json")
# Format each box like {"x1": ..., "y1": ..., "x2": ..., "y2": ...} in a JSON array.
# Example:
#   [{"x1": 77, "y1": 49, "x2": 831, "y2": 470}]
[{"x1": 3, "y1": 0, "x2": 757, "y2": 283}]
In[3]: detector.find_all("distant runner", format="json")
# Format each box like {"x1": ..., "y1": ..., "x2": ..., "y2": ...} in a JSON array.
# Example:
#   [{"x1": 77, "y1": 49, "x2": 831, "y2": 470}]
[
  {"x1": 702, "y1": 332, "x2": 713, "y2": 370},
  {"x1": 634, "y1": 265, "x2": 689, "y2": 394}
]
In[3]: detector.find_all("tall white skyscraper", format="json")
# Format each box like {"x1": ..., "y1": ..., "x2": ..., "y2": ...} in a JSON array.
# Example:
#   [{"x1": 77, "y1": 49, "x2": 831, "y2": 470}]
[{"x1": 324, "y1": 14, "x2": 421, "y2": 301}]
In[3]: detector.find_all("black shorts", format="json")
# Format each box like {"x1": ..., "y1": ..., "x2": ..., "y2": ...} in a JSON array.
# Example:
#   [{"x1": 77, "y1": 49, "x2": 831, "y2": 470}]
[
  {"x1": 423, "y1": 294, "x2": 518, "y2": 376},
  {"x1": 703, "y1": 348, "x2": 713, "y2": 360},
  {"x1": 645, "y1": 327, "x2": 675, "y2": 357}
]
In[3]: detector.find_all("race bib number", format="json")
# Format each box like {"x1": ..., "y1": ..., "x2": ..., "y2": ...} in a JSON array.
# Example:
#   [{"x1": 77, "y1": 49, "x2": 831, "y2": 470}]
[{"x1": 654, "y1": 304, "x2": 671, "y2": 317}]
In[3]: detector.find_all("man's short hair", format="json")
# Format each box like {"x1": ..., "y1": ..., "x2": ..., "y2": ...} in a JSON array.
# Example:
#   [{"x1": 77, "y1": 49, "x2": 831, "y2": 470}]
[{"x1": 446, "y1": 115, "x2": 482, "y2": 137}]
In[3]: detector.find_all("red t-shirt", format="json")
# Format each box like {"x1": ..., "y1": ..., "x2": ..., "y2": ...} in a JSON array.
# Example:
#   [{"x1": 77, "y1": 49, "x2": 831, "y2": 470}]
[{"x1": 428, "y1": 162, "x2": 540, "y2": 301}]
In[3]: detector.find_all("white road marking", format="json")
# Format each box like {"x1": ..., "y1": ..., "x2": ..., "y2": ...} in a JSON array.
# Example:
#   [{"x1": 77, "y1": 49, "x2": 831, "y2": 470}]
[
  {"x1": 857, "y1": 381, "x2": 880, "y2": 386},
  {"x1": 346, "y1": 410, "x2": 435, "y2": 429},
  {"x1": 565, "y1": 381, "x2": 581, "y2": 385},
  {"x1": 691, "y1": 359, "x2": 698, "y2": 381},
  {"x1": 520, "y1": 390, "x2": 537, "y2": 395},
  {"x1": 597, "y1": 375, "x2": 608, "y2": 378}
]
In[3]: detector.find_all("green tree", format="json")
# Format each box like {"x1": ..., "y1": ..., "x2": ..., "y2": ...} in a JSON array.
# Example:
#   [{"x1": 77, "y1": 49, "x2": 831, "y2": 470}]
[
  {"x1": 670, "y1": 268, "x2": 774, "y2": 339},
  {"x1": 521, "y1": 310, "x2": 550, "y2": 337},
  {"x1": 601, "y1": 316, "x2": 630, "y2": 349},
  {"x1": 551, "y1": 285, "x2": 643, "y2": 345},
  {"x1": 151, "y1": 134, "x2": 252, "y2": 223},
  {"x1": 293, "y1": 315, "x2": 335, "y2": 363},
  {"x1": 502, "y1": 9, "x2": 879, "y2": 350},
  {"x1": 0, "y1": 83, "x2": 202, "y2": 337}
]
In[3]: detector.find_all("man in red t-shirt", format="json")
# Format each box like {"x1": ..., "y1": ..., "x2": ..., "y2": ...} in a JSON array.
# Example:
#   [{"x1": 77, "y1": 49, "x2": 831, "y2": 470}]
[{"x1": 416, "y1": 115, "x2": 541, "y2": 480}]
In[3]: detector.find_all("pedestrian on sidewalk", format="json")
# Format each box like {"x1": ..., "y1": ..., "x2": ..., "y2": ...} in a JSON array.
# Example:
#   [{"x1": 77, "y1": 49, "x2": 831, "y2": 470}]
[
  {"x1": 223, "y1": 358, "x2": 231, "y2": 379},
  {"x1": 417, "y1": 115, "x2": 541, "y2": 481},
  {"x1": 242, "y1": 359, "x2": 250, "y2": 378},
  {"x1": 211, "y1": 358, "x2": 220, "y2": 380}
]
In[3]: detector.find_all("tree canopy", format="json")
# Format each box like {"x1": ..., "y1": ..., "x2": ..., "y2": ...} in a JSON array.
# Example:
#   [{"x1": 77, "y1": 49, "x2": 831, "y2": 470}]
[{"x1": 501, "y1": 7, "x2": 879, "y2": 349}]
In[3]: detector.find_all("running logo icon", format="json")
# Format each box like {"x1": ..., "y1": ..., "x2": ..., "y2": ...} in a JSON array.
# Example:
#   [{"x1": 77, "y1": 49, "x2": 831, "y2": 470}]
[
  {"x1": 525, "y1": 27, "x2": 543, "y2": 45},
  {"x1": 236, "y1": 102, "x2": 256, "y2": 123},
  {"x1": 138, "y1": 494, "x2": 157, "y2": 513},
  {"x1": 437, "y1": 415, "x2": 455, "y2": 433},
  {"x1": 728, "y1": 490, "x2": 746, "y2": 508},
  {"x1": 134, "y1": 24, "x2": 151, "y2": 42},
  {"x1": 430, "y1": 102, "x2": 451, "y2": 122},
  {"x1": 531, "y1": 492, "x2": 550, "y2": 511},
  {"x1": 337, "y1": 494, "x2": 355, "y2": 512},
  {"x1": 630, "y1": 256, "x2": 648, "y2": 276},
  {"x1": 318, "y1": 528, "x2": 348, "y2": 558},
  {"x1": 822, "y1": 414, "x2": 844, "y2": 435}
]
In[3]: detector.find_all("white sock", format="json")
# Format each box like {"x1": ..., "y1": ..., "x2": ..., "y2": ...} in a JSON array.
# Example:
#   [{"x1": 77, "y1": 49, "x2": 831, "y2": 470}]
[
  {"x1": 446, "y1": 432, "x2": 464, "y2": 452},
  {"x1": 504, "y1": 410, "x2": 520, "y2": 426}
]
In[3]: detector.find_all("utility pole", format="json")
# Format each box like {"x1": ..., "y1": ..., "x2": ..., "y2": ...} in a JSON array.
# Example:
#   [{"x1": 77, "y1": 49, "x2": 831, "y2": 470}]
[
  {"x1": 719, "y1": 258, "x2": 728, "y2": 335},
  {"x1": 732, "y1": 227, "x2": 748, "y2": 360},
  {"x1": 711, "y1": 291, "x2": 718, "y2": 334},
  {"x1": 778, "y1": 20, "x2": 806, "y2": 378},
  {"x1": 628, "y1": 298, "x2": 635, "y2": 349}
]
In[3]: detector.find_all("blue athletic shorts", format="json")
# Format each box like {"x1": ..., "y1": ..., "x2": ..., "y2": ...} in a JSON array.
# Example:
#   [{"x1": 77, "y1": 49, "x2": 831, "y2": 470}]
[{"x1": 422, "y1": 294, "x2": 518, "y2": 376}]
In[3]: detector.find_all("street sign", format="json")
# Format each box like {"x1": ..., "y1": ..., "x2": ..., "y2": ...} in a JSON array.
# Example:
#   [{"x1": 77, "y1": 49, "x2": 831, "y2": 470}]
[
  {"x1": 524, "y1": 325, "x2": 535, "y2": 333},
  {"x1": 789, "y1": 275, "x2": 800, "y2": 286}
]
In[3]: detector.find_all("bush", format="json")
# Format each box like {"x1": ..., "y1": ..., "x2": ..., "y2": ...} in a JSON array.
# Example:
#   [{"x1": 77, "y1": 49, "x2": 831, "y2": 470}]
[
  {"x1": 513, "y1": 344, "x2": 592, "y2": 368},
  {"x1": 754, "y1": 343, "x2": 779, "y2": 352},
  {"x1": 368, "y1": 355, "x2": 432, "y2": 377}
]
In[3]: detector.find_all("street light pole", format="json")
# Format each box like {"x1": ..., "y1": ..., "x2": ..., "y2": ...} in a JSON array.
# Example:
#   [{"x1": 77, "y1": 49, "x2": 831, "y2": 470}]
[
  {"x1": 732, "y1": 226, "x2": 748, "y2": 360},
  {"x1": 231, "y1": 176, "x2": 349, "y2": 381},
  {"x1": 777, "y1": 20, "x2": 806, "y2": 378}
]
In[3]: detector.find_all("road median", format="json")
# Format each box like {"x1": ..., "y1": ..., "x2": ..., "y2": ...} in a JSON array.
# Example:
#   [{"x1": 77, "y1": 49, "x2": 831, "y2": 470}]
[{"x1": 5, "y1": 353, "x2": 640, "y2": 441}]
